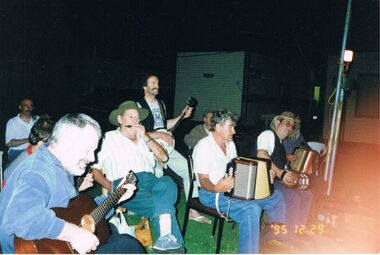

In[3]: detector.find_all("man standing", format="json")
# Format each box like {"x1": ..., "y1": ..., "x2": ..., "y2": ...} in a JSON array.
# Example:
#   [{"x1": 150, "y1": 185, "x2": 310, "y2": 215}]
[
  {"x1": 256, "y1": 112, "x2": 313, "y2": 243},
  {"x1": 91, "y1": 101, "x2": 184, "y2": 252},
  {"x1": 5, "y1": 98, "x2": 38, "y2": 163},
  {"x1": 193, "y1": 109, "x2": 286, "y2": 254},
  {"x1": 184, "y1": 110, "x2": 213, "y2": 149},
  {"x1": 0, "y1": 113, "x2": 143, "y2": 254},
  {"x1": 137, "y1": 74, "x2": 210, "y2": 223}
]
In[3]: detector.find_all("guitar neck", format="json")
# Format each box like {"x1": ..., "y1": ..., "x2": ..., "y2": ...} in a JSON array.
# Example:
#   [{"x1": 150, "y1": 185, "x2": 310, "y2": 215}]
[{"x1": 89, "y1": 186, "x2": 125, "y2": 225}]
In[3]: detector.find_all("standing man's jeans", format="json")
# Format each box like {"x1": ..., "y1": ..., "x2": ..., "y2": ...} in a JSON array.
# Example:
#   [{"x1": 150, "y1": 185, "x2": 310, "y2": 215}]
[
  {"x1": 199, "y1": 188, "x2": 285, "y2": 254},
  {"x1": 119, "y1": 172, "x2": 184, "y2": 245},
  {"x1": 274, "y1": 180, "x2": 313, "y2": 235},
  {"x1": 154, "y1": 149, "x2": 198, "y2": 200},
  {"x1": 7, "y1": 149, "x2": 24, "y2": 165}
]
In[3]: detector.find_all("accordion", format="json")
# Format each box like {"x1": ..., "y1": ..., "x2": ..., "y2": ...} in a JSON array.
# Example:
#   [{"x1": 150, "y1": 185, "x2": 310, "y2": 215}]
[
  {"x1": 290, "y1": 147, "x2": 318, "y2": 175},
  {"x1": 225, "y1": 157, "x2": 274, "y2": 200}
]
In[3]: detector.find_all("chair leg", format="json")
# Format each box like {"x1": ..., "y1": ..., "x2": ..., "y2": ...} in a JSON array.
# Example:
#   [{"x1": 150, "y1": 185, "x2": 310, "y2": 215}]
[
  {"x1": 215, "y1": 219, "x2": 224, "y2": 254},
  {"x1": 182, "y1": 205, "x2": 191, "y2": 237},
  {"x1": 211, "y1": 216, "x2": 218, "y2": 236}
]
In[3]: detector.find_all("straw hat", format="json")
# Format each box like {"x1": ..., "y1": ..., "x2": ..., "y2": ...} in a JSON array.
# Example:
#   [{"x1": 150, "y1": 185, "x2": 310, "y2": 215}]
[{"x1": 109, "y1": 101, "x2": 149, "y2": 126}]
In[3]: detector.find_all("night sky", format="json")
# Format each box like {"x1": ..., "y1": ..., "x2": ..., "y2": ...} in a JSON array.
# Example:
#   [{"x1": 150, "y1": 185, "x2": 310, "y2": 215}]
[{"x1": 0, "y1": 0, "x2": 378, "y2": 133}]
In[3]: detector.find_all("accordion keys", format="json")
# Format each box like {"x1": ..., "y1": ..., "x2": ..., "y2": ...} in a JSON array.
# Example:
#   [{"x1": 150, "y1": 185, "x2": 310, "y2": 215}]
[{"x1": 225, "y1": 157, "x2": 274, "y2": 200}]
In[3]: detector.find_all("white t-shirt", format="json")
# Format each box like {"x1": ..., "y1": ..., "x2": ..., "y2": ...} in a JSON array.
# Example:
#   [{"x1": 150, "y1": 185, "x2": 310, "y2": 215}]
[
  {"x1": 146, "y1": 100, "x2": 165, "y2": 129},
  {"x1": 193, "y1": 133, "x2": 237, "y2": 186},
  {"x1": 257, "y1": 130, "x2": 276, "y2": 155},
  {"x1": 92, "y1": 130, "x2": 156, "y2": 181},
  {"x1": 5, "y1": 114, "x2": 38, "y2": 151}
]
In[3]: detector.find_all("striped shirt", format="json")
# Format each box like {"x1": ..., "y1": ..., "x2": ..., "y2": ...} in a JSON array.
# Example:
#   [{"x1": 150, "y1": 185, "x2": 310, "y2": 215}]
[{"x1": 92, "y1": 130, "x2": 156, "y2": 181}]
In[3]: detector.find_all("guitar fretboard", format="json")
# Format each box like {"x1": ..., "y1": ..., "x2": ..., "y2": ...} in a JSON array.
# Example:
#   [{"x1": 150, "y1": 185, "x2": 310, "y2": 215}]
[{"x1": 90, "y1": 187, "x2": 126, "y2": 224}]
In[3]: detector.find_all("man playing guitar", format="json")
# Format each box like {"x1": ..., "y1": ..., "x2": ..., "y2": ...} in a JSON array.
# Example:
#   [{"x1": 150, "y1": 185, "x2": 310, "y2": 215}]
[
  {"x1": 0, "y1": 114, "x2": 144, "y2": 254},
  {"x1": 137, "y1": 74, "x2": 211, "y2": 224}
]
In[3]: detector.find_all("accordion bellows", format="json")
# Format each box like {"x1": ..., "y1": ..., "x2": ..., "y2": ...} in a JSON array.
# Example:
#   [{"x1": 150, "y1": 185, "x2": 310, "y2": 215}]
[{"x1": 225, "y1": 157, "x2": 274, "y2": 200}]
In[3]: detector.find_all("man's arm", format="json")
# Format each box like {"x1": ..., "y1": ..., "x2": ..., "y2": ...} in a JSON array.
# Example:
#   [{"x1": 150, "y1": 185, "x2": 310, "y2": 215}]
[
  {"x1": 143, "y1": 133, "x2": 168, "y2": 163},
  {"x1": 257, "y1": 149, "x2": 285, "y2": 178},
  {"x1": 6, "y1": 138, "x2": 29, "y2": 148},
  {"x1": 198, "y1": 173, "x2": 234, "y2": 193},
  {"x1": 92, "y1": 168, "x2": 112, "y2": 193},
  {"x1": 5, "y1": 120, "x2": 29, "y2": 148},
  {"x1": 257, "y1": 149, "x2": 298, "y2": 184},
  {"x1": 166, "y1": 106, "x2": 193, "y2": 130}
]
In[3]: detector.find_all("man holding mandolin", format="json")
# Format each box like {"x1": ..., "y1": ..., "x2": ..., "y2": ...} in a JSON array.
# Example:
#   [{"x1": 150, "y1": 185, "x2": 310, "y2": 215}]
[
  {"x1": 0, "y1": 114, "x2": 143, "y2": 254},
  {"x1": 137, "y1": 74, "x2": 211, "y2": 224}
]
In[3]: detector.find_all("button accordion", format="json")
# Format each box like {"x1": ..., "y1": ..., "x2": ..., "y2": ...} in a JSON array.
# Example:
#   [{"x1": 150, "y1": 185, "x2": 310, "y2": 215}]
[
  {"x1": 224, "y1": 157, "x2": 274, "y2": 200},
  {"x1": 290, "y1": 147, "x2": 318, "y2": 175}
]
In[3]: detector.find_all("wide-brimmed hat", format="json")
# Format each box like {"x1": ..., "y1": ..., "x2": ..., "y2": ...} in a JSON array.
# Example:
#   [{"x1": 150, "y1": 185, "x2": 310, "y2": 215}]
[
  {"x1": 279, "y1": 111, "x2": 295, "y2": 120},
  {"x1": 109, "y1": 100, "x2": 149, "y2": 126}
]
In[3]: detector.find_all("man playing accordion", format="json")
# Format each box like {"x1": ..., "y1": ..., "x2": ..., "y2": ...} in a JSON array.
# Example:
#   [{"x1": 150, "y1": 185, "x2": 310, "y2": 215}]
[
  {"x1": 193, "y1": 109, "x2": 286, "y2": 254},
  {"x1": 256, "y1": 112, "x2": 313, "y2": 245}
]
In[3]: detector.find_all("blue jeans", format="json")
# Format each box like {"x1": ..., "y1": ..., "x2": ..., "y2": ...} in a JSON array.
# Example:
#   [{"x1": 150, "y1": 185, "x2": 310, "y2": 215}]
[
  {"x1": 119, "y1": 172, "x2": 184, "y2": 245},
  {"x1": 274, "y1": 180, "x2": 313, "y2": 231},
  {"x1": 199, "y1": 188, "x2": 285, "y2": 254},
  {"x1": 7, "y1": 149, "x2": 24, "y2": 164}
]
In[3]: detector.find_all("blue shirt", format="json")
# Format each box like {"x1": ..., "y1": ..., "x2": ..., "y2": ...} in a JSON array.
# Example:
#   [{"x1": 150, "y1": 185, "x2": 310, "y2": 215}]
[{"x1": 0, "y1": 145, "x2": 77, "y2": 253}]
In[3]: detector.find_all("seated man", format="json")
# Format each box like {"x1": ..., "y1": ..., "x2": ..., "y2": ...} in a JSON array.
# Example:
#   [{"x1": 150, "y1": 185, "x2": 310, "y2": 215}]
[
  {"x1": 282, "y1": 112, "x2": 310, "y2": 157},
  {"x1": 0, "y1": 113, "x2": 144, "y2": 254},
  {"x1": 193, "y1": 109, "x2": 286, "y2": 254},
  {"x1": 91, "y1": 101, "x2": 184, "y2": 252},
  {"x1": 184, "y1": 110, "x2": 213, "y2": 149},
  {"x1": 256, "y1": 112, "x2": 313, "y2": 243}
]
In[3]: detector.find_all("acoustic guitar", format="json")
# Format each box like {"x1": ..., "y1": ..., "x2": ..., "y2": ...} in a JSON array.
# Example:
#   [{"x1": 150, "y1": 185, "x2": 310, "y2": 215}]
[
  {"x1": 155, "y1": 97, "x2": 197, "y2": 155},
  {"x1": 14, "y1": 170, "x2": 137, "y2": 254}
]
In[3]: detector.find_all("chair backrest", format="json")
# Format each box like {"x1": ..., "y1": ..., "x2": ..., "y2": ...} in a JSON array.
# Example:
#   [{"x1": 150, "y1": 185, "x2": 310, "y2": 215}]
[{"x1": 185, "y1": 150, "x2": 196, "y2": 197}]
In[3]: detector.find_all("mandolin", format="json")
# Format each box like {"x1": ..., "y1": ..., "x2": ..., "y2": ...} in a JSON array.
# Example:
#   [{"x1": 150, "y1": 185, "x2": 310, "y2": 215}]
[{"x1": 14, "y1": 170, "x2": 137, "y2": 254}]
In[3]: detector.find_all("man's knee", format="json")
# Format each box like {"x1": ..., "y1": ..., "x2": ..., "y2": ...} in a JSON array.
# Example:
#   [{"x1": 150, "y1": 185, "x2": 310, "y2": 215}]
[{"x1": 155, "y1": 176, "x2": 177, "y2": 191}]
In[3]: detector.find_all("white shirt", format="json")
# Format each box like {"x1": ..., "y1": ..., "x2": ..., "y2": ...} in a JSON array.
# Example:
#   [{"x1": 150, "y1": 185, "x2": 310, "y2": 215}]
[
  {"x1": 5, "y1": 114, "x2": 37, "y2": 151},
  {"x1": 92, "y1": 130, "x2": 156, "y2": 181},
  {"x1": 193, "y1": 133, "x2": 237, "y2": 186},
  {"x1": 257, "y1": 130, "x2": 276, "y2": 155}
]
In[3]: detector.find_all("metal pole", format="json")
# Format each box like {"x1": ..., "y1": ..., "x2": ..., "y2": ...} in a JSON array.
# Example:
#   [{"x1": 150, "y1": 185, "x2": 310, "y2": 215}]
[{"x1": 324, "y1": 0, "x2": 352, "y2": 196}]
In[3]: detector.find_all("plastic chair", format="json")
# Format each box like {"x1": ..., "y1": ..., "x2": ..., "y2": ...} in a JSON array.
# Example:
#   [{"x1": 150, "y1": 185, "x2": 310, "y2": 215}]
[
  {"x1": 182, "y1": 151, "x2": 232, "y2": 253},
  {"x1": 307, "y1": 142, "x2": 327, "y2": 156}
]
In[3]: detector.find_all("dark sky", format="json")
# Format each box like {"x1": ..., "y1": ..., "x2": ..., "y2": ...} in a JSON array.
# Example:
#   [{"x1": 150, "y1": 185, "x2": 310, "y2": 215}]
[{"x1": 2, "y1": 0, "x2": 378, "y2": 66}]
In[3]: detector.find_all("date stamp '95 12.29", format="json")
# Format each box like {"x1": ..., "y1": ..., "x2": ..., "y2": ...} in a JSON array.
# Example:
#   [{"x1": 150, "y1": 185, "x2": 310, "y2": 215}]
[{"x1": 270, "y1": 224, "x2": 325, "y2": 235}]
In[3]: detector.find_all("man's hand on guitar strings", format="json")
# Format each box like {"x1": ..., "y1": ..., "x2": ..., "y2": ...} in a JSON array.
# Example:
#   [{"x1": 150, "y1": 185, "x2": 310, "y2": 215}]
[
  {"x1": 117, "y1": 176, "x2": 137, "y2": 203},
  {"x1": 78, "y1": 173, "x2": 94, "y2": 192}
]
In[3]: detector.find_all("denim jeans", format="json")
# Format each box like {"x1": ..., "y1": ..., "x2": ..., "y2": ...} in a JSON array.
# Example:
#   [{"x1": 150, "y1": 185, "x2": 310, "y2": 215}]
[
  {"x1": 274, "y1": 180, "x2": 313, "y2": 232},
  {"x1": 7, "y1": 149, "x2": 24, "y2": 165},
  {"x1": 119, "y1": 172, "x2": 184, "y2": 245},
  {"x1": 199, "y1": 188, "x2": 285, "y2": 254},
  {"x1": 154, "y1": 149, "x2": 198, "y2": 200}
]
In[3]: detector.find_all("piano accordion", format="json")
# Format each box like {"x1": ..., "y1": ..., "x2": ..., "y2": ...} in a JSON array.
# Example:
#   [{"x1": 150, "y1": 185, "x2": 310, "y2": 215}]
[
  {"x1": 290, "y1": 147, "x2": 318, "y2": 175},
  {"x1": 225, "y1": 157, "x2": 274, "y2": 200}
]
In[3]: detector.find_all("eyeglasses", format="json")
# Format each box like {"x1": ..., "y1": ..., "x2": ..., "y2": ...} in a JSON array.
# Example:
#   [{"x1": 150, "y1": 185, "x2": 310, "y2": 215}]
[{"x1": 281, "y1": 119, "x2": 295, "y2": 129}]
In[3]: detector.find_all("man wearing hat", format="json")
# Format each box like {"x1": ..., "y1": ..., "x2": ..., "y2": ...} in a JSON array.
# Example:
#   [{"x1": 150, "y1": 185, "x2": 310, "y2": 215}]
[
  {"x1": 256, "y1": 112, "x2": 313, "y2": 246},
  {"x1": 91, "y1": 101, "x2": 184, "y2": 252}
]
